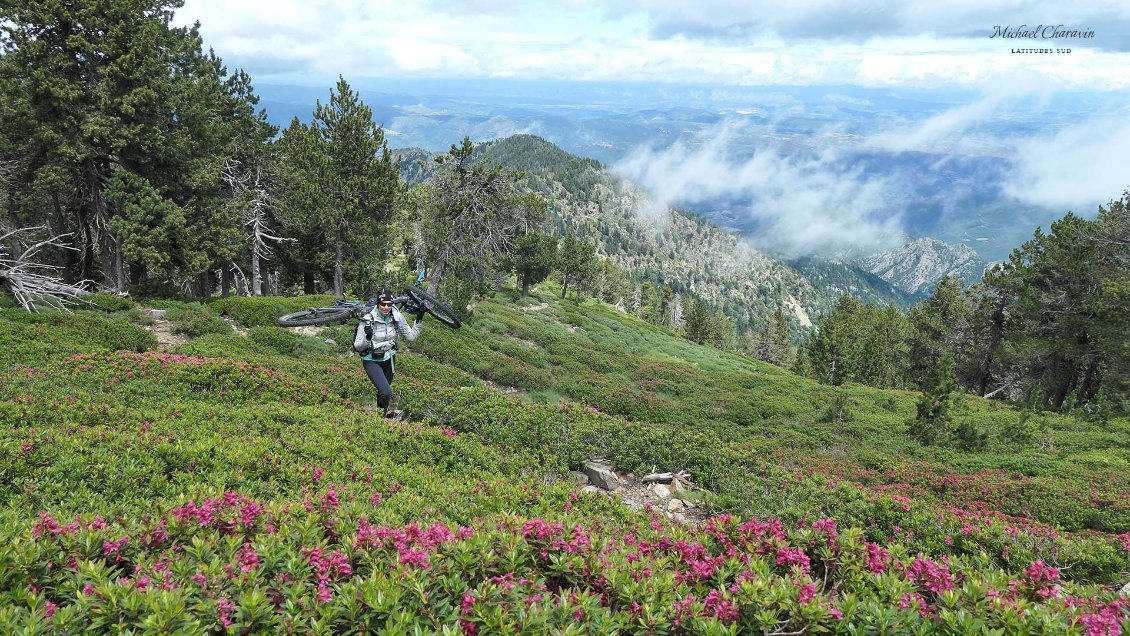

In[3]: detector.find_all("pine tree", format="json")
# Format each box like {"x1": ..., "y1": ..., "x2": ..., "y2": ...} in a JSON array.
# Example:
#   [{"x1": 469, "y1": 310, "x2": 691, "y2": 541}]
[
  {"x1": 0, "y1": 0, "x2": 244, "y2": 292},
  {"x1": 558, "y1": 234, "x2": 596, "y2": 300},
  {"x1": 749, "y1": 307, "x2": 793, "y2": 366},
  {"x1": 683, "y1": 297, "x2": 713, "y2": 344},
  {"x1": 514, "y1": 231, "x2": 556, "y2": 296},
  {"x1": 910, "y1": 353, "x2": 958, "y2": 446},
  {"x1": 907, "y1": 275, "x2": 970, "y2": 390},
  {"x1": 311, "y1": 77, "x2": 399, "y2": 296},
  {"x1": 804, "y1": 295, "x2": 864, "y2": 385},
  {"x1": 414, "y1": 137, "x2": 545, "y2": 302}
]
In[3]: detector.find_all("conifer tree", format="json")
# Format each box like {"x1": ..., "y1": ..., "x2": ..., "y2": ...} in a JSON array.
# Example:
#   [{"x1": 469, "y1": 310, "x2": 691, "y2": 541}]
[
  {"x1": 513, "y1": 231, "x2": 556, "y2": 296},
  {"x1": 683, "y1": 297, "x2": 713, "y2": 344},
  {"x1": 312, "y1": 77, "x2": 399, "y2": 296},
  {"x1": 413, "y1": 137, "x2": 545, "y2": 301},
  {"x1": 0, "y1": 0, "x2": 243, "y2": 292},
  {"x1": 558, "y1": 234, "x2": 595, "y2": 300}
]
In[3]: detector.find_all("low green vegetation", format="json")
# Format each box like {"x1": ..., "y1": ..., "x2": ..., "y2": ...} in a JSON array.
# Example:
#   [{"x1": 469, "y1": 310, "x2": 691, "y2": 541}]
[{"x1": 1, "y1": 289, "x2": 1129, "y2": 632}]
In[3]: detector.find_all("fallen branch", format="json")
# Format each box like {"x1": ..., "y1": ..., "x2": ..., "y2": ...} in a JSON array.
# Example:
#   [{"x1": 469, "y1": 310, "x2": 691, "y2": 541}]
[{"x1": 0, "y1": 226, "x2": 93, "y2": 312}]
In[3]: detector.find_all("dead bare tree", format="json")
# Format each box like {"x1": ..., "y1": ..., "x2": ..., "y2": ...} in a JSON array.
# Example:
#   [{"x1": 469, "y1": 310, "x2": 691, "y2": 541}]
[
  {"x1": 222, "y1": 159, "x2": 294, "y2": 296},
  {"x1": 1, "y1": 226, "x2": 93, "y2": 312}
]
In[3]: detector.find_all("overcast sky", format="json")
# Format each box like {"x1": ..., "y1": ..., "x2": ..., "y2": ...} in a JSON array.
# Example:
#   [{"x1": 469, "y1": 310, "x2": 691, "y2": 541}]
[
  {"x1": 175, "y1": 0, "x2": 1130, "y2": 89},
  {"x1": 173, "y1": 1, "x2": 1130, "y2": 257}
]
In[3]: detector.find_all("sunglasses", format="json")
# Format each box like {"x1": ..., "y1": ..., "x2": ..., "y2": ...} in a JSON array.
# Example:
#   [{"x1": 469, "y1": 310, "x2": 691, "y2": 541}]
[{"x1": 378, "y1": 302, "x2": 393, "y2": 307}]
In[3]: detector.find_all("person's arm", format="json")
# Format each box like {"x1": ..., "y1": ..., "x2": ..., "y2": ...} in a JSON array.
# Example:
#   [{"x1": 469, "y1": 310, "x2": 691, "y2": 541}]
[
  {"x1": 392, "y1": 306, "x2": 423, "y2": 341},
  {"x1": 353, "y1": 317, "x2": 374, "y2": 354}
]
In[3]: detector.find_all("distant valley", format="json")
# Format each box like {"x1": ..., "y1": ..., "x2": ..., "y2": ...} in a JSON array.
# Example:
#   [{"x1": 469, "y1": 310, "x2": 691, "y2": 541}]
[{"x1": 256, "y1": 79, "x2": 1115, "y2": 267}]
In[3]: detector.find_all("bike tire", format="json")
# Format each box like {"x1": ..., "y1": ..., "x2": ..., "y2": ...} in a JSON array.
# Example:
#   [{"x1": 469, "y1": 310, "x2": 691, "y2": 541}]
[
  {"x1": 403, "y1": 285, "x2": 462, "y2": 329},
  {"x1": 277, "y1": 306, "x2": 354, "y2": 327}
]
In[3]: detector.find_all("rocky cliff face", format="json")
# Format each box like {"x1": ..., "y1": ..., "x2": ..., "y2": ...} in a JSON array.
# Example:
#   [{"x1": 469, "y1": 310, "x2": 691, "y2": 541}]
[{"x1": 858, "y1": 237, "x2": 986, "y2": 295}]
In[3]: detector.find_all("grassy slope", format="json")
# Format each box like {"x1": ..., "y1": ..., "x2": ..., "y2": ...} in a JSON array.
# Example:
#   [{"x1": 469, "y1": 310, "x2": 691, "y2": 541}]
[
  {"x1": 409, "y1": 286, "x2": 1130, "y2": 531},
  {"x1": 2, "y1": 293, "x2": 1129, "y2": 631}
]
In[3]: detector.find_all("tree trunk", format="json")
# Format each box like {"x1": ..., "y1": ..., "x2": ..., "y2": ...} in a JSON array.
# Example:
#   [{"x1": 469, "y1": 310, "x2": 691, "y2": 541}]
[
  {"x1": 1079, "y1": 360, "x2": 1101, "y2": 405},
  {"x1": 304, "y1": 271, "x2": 315, "y2": 295},
  {"x1": 198, "y1": 271, "x2": 211, "y2": 300},
  {"x1": 130, "y1": 262, "x2": 145, "y2": 288},
  {"x1": 111, "y1": 237, "x2": 127, "y2": 294},
  {"x1": 251, "y1": 249, "x2": 262, "y2": 296},
  {"x1": 221, "y1": 266, "x2": 231, "y2": 298},
  {"x1": 521, "y1": 278, "x2": 530, "y2": 297},
  {"x1": 427, "y1": 252, "x2": 447, "y2": 297},
  {"x1": 77, "y1": 209, "x2": 95, "y2": 285},
  {"x1": 50, "y1": 191, "x2": 81, "y2": 282},
  {"x1": 334, "y1": 222, "x2": 345, "y2": 296}
]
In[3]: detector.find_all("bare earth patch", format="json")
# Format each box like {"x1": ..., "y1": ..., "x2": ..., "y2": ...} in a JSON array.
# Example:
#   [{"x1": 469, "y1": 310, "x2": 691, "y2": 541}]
[{"x1": 138, "y1": 308, "x2": 189, "y2": 351}]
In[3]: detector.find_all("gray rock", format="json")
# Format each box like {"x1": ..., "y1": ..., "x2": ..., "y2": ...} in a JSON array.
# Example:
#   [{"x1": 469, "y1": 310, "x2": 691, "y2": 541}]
[
  {"x1": 1121, "y1": 579, "x2": 1130, "y2": 596},
  {"x1": 324, "y1": 338, "x2": 337, "y2": 345},
  {"x1": 146, "y1": 309, "x2": 167, "y2": 319},
  {"x1": 570, "y1": 471, "x2": 590, "y2": 486},
  {"x1": 650, "y1": 484, "x2": 671, "y2": 499},
  {"x1": 581, "y1": 485, "x2": 600, "y2": 494},
  {"x1": 582, "y1": 461, "x2": 621, "y2": 491},
  {"x1": 674, "y1": 513, "x2": 687, "y2": 523},
  {"x1": 667, "y1": 499, "x2": 685, "y2": 513}
]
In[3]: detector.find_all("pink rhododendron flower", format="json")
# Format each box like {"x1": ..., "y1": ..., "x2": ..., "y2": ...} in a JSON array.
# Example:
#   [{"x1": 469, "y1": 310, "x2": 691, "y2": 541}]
[
  {"x1": 775, "y1": 546, "x2": 811, "y2": 571},
  {"x1": 865, "y1": 542, "x2": 889, "y2": 573}
]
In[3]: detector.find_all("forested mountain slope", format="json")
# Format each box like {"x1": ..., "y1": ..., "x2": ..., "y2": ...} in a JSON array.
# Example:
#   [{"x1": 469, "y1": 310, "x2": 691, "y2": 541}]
[{"x1": 400, "y1": 135, "x2": 924, "y2": 333}]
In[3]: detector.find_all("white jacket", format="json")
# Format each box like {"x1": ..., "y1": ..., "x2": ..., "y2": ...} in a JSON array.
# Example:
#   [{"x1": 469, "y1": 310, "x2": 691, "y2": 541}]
[{"x1": 353, "y1": 306, "x2": 423, "y2": 362}]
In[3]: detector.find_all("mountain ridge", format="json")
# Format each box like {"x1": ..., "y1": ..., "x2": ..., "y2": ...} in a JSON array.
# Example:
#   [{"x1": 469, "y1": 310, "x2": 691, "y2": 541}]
[
  {"x1": 856, "y1": 236, "x2": 987, "y2": 295},
  {"x1": 396, "y1": 135, "x2": 980, "y2": 331}
]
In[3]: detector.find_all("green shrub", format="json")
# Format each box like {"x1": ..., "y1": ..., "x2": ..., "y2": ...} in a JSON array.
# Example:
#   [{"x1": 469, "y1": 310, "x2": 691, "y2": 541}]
[
  {"x1": 76, "y1": 293, "x2": 135, "y2": 312},
  {"x1": 170, "y1": 333, "x2": 268, "y2": 359},
  {"x1": 147, "y1": 301, "x2": 231, "y2": 337},
  {"x1": 820, "y1": 395, "x2": 854, "y2": 423},
  {"x1": 0, "y1": 310, "x2": 156, "y2": 366},
  {"x1": 249, "y1": 326, "x2": 299, "y2": 356},
  {"x1": 210, "y1": 295, "x2": 341, "y2": 328}
]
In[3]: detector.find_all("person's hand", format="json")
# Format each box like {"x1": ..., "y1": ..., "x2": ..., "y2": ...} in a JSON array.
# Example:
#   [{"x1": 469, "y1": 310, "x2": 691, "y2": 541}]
[{"x1": 363, "y1": 325, "x2": 373, "y2": 338}]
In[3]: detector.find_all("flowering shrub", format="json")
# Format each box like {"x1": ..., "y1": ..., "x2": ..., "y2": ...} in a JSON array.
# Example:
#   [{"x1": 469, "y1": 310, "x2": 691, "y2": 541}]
[
  {"x1": 4, "y1": 297, "x2": 1130, "y2": 631},
  {"x1": 3, "y1": 503, "x2": 1128, "y2": 633},
  {"x1": 0, "y1": 310, "x2": 156, "y2": 366}
]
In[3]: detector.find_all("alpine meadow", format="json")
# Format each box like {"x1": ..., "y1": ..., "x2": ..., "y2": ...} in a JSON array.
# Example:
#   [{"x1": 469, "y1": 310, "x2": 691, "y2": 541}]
[{"x1": 2, "y1": 1, "x2": 1130, "y2": 634}]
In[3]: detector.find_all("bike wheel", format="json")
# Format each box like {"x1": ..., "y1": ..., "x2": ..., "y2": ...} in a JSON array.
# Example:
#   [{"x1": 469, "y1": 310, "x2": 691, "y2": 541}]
[
  {"x1": 403, "y1": 285, "x2": 462, "y2": 328},
  {"x1": 277, "y1": 306, "x2": 354, "y2": 327}
]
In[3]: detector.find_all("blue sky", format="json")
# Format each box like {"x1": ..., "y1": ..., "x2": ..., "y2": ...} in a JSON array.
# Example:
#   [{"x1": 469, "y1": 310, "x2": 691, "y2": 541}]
[{"x1": 176, "y1": 0, "x2": 1130, "y2": 88}]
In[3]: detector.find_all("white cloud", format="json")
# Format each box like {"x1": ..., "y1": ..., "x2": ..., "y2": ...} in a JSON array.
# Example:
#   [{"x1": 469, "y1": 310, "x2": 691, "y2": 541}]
[
  {"x1": 613, "y1": 122, "x2": 904, "y2": 257},
  {"x1": 175, "y1": 0, "x2": 1130, "y2": 89},
  {"x1": 1003, "y1": 115, "x2": 1130, "y2": 211},
  {"x1": 867, "y1": 71, "x2": 1055, "y2": 153}
]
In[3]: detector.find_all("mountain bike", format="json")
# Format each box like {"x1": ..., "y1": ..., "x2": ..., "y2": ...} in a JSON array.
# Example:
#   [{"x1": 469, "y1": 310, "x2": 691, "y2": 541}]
[{"x1": 276, "y1": 277, "x2": 462, "y2": 329}]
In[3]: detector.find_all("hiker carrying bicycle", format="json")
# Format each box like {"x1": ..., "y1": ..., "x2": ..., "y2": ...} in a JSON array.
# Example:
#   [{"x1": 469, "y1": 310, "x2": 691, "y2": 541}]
[{"x1": 354, "y1": 288, "x2": 423, "y2": 416}]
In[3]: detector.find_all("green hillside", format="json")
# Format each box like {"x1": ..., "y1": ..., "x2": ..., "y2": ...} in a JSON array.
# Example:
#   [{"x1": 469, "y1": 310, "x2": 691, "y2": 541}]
[
  {"x1": 399, "y1": 135, "x2": 920, "y2": 334},
  {"x1": 2, "y1": 291, "x2": 1129, "y2": 632}
]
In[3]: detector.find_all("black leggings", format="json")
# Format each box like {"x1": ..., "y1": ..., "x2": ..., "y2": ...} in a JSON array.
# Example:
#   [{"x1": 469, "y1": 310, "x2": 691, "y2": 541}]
[{"x1": 362, "y1": 358, "x2": 394, "y2": 409}]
